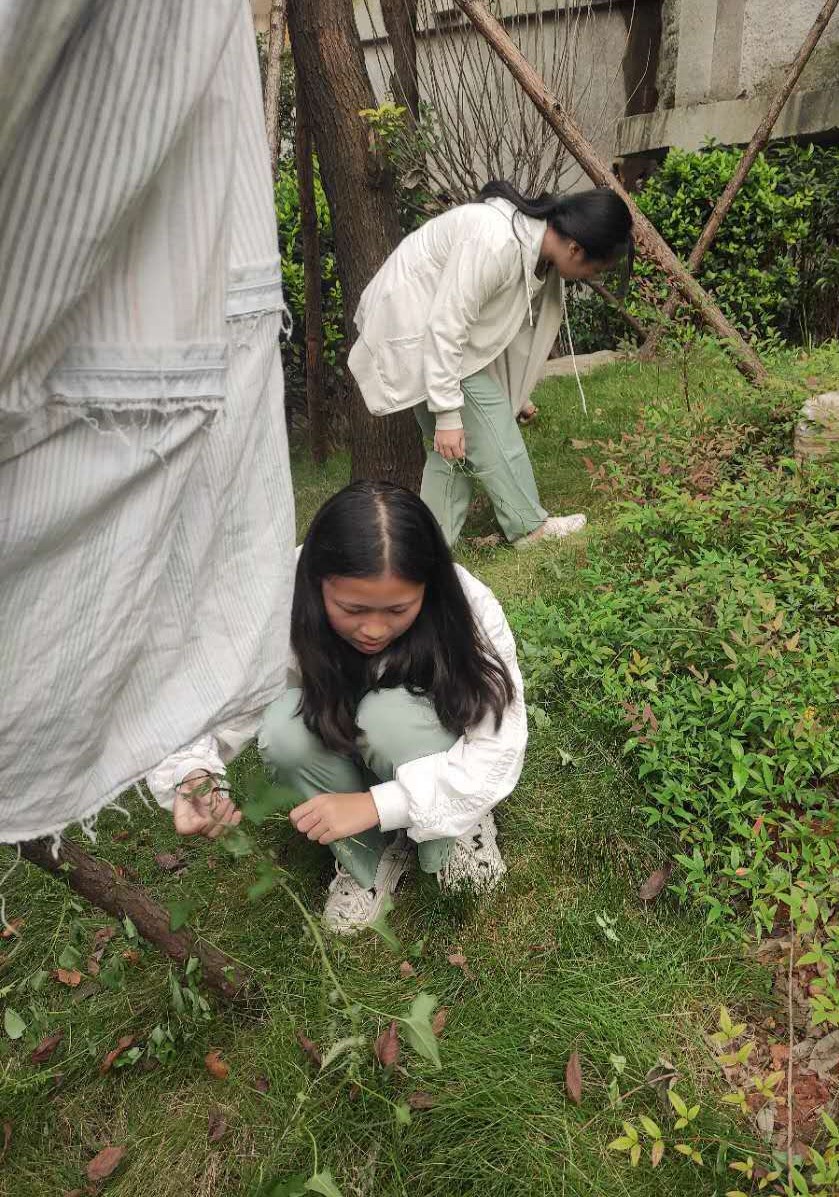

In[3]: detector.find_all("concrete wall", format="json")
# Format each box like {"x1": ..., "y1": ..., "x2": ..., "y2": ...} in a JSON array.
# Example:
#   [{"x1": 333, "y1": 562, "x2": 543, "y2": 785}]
[{"x1": 740, "y1": 0, "x2": 839, "y2": 96}]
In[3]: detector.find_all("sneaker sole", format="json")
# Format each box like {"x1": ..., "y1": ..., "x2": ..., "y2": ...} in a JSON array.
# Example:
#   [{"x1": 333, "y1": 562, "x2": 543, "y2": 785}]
[{"x1": 323, "y1": 844, "x2": 412, "y2": 936}]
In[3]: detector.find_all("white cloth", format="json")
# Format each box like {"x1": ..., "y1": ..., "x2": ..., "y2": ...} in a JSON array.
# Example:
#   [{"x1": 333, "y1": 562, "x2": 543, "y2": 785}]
[
  {"x1": 0, "y1": 1, "x2": 296, "y2": 843},
  {"x1": 347, "y1": 197, "x2": 565, "y2": 429},
  {"x1": 147, "y1": 565, "x2": 528, "y2": 843}
]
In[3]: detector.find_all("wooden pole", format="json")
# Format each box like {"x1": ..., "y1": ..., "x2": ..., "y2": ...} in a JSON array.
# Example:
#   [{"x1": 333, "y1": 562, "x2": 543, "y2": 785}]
[
  {"x1": 589, "y1": 281, "x2": 648, "y2": 340},
  {"x1": 19, "y1": 837, "x2": 255, "y2": 1005},
  {"x1": 452, "y1": 0, "x2": 768, "y2": 384},
  {"x1": 263, "y1": 0, "x2": 287, "y2": 177},
  {"x1": 294, "y1": 72, "x2": 328, "y2": 463},
  {"x1": 638, "y1": 0, "x2": 839, "y2": 360}
]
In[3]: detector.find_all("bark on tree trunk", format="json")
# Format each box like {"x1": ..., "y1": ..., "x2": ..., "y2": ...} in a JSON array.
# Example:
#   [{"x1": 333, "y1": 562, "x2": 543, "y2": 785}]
[
  {"x1": 18, "y1": 838, "x2": 255, "y2": 1005},
  {"x1": 453, "y1": 0, "x2": 767, "y2": 385},
  {"x1": 288, "y1": 0, "x2": 423, "y2": 489},
  {"x1": 638, "y1": 0, "x2": 839, "y2": 360},
  {"x1": 263, "y1": 0, "x2": 287, "y2": 177},
  {"x1": 295, "y1": 74, "x2": 328, "y2": 463},
  {"x1": 380, "y1": 0, "x2": 420, "y2": 125}
]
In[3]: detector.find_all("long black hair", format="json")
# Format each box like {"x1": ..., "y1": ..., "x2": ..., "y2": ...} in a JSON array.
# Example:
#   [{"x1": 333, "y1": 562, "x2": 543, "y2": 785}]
[
  {"x1": 479, "y1": 179, "x2": 634, "y2": 290},
  {"x1": 291, "y1": 480, "x2": 515, "y2": 755}
]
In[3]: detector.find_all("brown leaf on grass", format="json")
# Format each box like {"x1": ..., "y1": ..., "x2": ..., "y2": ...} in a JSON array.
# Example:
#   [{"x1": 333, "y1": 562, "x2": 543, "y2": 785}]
[
  {"x1": 565, "y1": 1050, "x2": 583, "y2": 1105},
  {"x1": 639, "y1": 863, "x2": 673, "y2": 902},
  {"x1": 1, "y1": 917, "x2": 24, "y2": 939},
  {"x1": 650, "y1": 1138, "x2": 664, "y2": 1168},
  {"x1": 348, "y1": 1084, "x2": 361, "y2": 1101},
  {"x1": 86, "y1": 1145, "x2": 126, "y2": 1182},
  {"x1": 374, "y1": 1021, "x2": 401, "y2": 1069},
  {"x1": 31, "y1": 1030, "x2": 63, "y2": 1065},
  {"x1": 90, "y1": 927, "x2": 116, "y2": 965},
  {"x1": 431, "y1": 1007, "x2": 448, "y2": 1038},
  {"x1": 447, "y1": 952, "x2": 473, "y2": 979},
  {"x1": 295, "y1": 1032, "x2": 322, "y2": 1071},
  {"x1": 112, "y1": 830, "x2": 131, "y2": 843},
  {"x1": 645, "y1": 1058, "x2": 679, "y2": 1099},
  {"x1": 99, "y1": 1035, "x2": 136, "y2": 1075},
  {"x1": 87, "y1": 958, "x2": 101, "y2": 977},
  {"x1": 570, "y1": 439, "x2": 592, "y2": 450},
  {"x1": 204, "y1": 1049, "x2": 230, "y2": 1080},
  {"x1": 154, "y1": 852, "x2": 184, "y2": 874},
  {"x1": 1, "y1": 1121, "x2": 11, "y2": 1161},
  {"x1": 805, "y1": 376, "x2": 821, "y2": 389},
  {"x1": 407, "y1": 1091, "x2": 435, "y2": 1110},
  {"x1": 121, "y1": 950, "x2": 140, "y2": 966},
  {"x1": 254, "y1": 1076, "x2": 270, "y2": 1094},
  {"x1": 72, "y1": 981, "x2": 99, "y2": 1004},
  {"x1": 54, "y1": 968, "x2": 82, "y2": 988},
  {"x1": 207, "y1": 1108, "x2": 228, "y2": 1143},
  {"x1": 809, "y1": 1031, "x2": 839, "y2": 1079},
  {"x1": 399, "y1": 961, "x2": 416, "y2": 979},
  {"x1": 206, "y1": 856, "x2": 218, "y2": 871}
]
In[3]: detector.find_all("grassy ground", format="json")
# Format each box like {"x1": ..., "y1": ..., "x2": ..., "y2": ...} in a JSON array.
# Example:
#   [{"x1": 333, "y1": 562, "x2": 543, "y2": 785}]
[{"x1": 3, "y1": 345, "x2": 830, "y2": 1196}]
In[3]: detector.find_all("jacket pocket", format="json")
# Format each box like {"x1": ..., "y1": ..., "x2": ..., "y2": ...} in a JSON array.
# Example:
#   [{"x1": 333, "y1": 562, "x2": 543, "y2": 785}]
[{"x1": 374, "y1": 332, "x2": 426, "y2": 404}]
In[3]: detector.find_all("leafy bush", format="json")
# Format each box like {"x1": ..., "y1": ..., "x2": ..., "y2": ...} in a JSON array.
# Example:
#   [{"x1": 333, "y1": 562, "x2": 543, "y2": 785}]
[
  {"x1": 568, "y1": 141, "x2": 839, "y2": 352},
  {"x1": 509, "y1": 382, "x2": 839, "y2": 959}
]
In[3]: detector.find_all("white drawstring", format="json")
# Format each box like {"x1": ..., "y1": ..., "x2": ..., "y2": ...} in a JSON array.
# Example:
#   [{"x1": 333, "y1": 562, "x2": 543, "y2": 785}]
[
  {"x1": 523, "y1": 243, "x2": 534, "y2": 328},
  {"x1": 564, "y1": 286, "x2": 588, "y2": 417}
]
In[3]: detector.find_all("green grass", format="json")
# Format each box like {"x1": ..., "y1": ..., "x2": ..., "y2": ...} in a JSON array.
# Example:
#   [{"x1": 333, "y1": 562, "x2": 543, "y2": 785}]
[{"x1": 2, "y1": 344, "x2": 827, "y2": 1197}]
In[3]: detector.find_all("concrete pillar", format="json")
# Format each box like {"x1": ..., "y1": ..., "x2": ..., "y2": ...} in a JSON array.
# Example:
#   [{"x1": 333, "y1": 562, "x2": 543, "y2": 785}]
[
  {"x1": 674, "y1": 0, "x2": 718, "y2": 105},
  {"x1": 709, "y1": 0, "x2": 746, "y2": 100}
]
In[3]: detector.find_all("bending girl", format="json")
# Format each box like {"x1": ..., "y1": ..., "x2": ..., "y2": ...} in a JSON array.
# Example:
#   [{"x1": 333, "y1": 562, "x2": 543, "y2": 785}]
[
  {"x1": 147, "y1": 481, "x2": 527, "y2": 935},
  {"x1": 348, "y1": 181, "x2": 633, "y2": 548}
]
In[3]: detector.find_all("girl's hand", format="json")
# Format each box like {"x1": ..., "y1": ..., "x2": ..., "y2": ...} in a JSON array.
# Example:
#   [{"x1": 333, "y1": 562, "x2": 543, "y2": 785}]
[
  {"x1": 289, "y1": 791, "x2": 379, "y2": 844},
  {"x1": 434, "y1": 428, "x2": 466, "y2": 461},
  {"x1": 172, "y1": 769, "x2": 241, "y2": 839}
]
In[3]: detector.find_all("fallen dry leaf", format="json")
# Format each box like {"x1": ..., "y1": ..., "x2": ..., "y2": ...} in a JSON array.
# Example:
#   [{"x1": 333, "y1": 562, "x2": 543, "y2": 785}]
[
  {"x1": 651, "y1": 1138, "x2": 664, "y2": 1168},
  {"x1": 254, "y1": 1076, "x2": 270, "y2": 1094},
  {"x1": 399, "y1": 961, "x2": 416, "y2": 979},
  {"x1": 295, "y1": 1032, "x2": 322, "y2": 1071},
  {"x1": 645, "y1": 1058, "x2": 679, "y2": 1100},
  {"x1": 756, "y1": 1102, "x2": 776, "y2": 1142},
  {"x1": 407, "y1": 1091, "x2": 435, "y2": 1110},
  {"x1": 639, "y1": 863, "x2": 673, "y2": 902},
  {"x1": 54, "y1": 968, "x2": 82, "y2": 988},
  {"x1": 91, "y1": 927, "x2": 117, "y2": 955},
  {"x1": 87, "y1": 1145, "x2": 126, "y2": 1183},
  {"x1": 112, "y1": 830, "x2": 131, "y2": 843},
  {"x1": 431, "y1": 1007, "x2": 448, "y2": 1038},
  {"x1": 374, "y1": 1021, "x2": 400, "y2": 1069},
  {"x1": 154, "y1": 852, "x2": 184, "y2": 873},
  {"x1": 204, "y1": 1049, "x2": 230, "y2": 1081},
  {"x1": 809, "y1": 1031, "x2": 839, "y2": 1079},
  {"x1": 565, "y1": 1050, "x2": 583, "y2": 1105},
  {"x1": 447, "y1": 952, "x2": 474, "y2": 979},
  {"x1": 87, "y1": 958, "x2": 101, "y2": 977},
  {"x1": 121, "y1": 950, "x2": 140, "y2": 966},
  {"x1": 99, "y1": 1035, "x2": 136, "y2": 1075},
  {"x1": 570, "y1": 439, "x2": 592, "y2": 450},
  {"x1": 1, "y1": 918, "x2": 24, "y2": 939},
  {"x1": 207, "y1": 1107, "x2": 228, "y2": 1143},
  {"x1": 31, "y1": 1030, "x2": 63, "y2": 1065}
]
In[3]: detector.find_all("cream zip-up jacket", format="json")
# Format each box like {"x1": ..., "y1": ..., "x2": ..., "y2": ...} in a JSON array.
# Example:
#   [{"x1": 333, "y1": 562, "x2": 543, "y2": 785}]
[
  {"x1": 347, "y1": 197, "x2": 565, "y2": 430},
  {"x1": 147, "y1": 564, "x2": 527, "y2": 843}
]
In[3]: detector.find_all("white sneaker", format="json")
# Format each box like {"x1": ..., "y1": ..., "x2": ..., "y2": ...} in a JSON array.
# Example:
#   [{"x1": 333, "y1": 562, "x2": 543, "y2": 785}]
[
  {"x1": 437, "y1": 813, "x2": 507, "y2": 893},
  {"x1": 515, "y1": 513, "x2": 587, "y2": 550},
  {"x1": 322, "y1": 836, "x2": 411, "y2": 936}
]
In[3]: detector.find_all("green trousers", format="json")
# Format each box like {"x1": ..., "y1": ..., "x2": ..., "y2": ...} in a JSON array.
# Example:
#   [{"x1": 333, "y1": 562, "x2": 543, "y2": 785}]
[
  {"x1": 415, "y1": 369, "x2": 547, "y2": 546},
  {"x1": 258, "y1": 687, "x2": 457, "y2": 889}
]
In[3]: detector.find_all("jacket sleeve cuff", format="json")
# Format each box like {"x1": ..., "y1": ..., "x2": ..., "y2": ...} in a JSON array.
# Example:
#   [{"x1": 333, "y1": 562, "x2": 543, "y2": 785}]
[
  {"x1": 433, "y1": 409, "x2": 464, "y2": 431},
  {"x1": 370, "y1": 780, "x2": 411, "y2": 832}
]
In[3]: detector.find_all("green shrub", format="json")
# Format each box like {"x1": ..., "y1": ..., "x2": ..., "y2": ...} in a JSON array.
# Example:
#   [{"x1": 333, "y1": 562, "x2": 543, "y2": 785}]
[
  {"x1": 509, "y1": 385, "x2": 839, "y2": 959},
  {"x1": 568, "y1": 141, "x2": 839, "y2": 352}
]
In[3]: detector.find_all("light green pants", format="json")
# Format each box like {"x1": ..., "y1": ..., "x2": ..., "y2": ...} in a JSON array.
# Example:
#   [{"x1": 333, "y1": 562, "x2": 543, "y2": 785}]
[
  {"x1": 258, "y1": 687, "x2": 457, "y2": 889},
  {"x1": 415, "y1": 369, "x2": 547, "y2": 546}
]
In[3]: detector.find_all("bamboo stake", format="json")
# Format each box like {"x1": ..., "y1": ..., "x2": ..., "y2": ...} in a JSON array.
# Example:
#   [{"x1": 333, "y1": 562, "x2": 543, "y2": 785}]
[{"x1": 452, "y1": 0, "x2": 767, "y2": 384}]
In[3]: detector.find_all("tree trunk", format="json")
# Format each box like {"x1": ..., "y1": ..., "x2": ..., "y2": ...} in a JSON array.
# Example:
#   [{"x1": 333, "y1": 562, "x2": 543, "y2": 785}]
[
  {"x1": 638, "y1": 0, "x2": 839, "y2": 360},
  {"x1": 380, "y1": 0, "x2": 420, "y2": 125},
  {"x1": 453, "y1": 0, "x2": 767, "y2": 385},
  {"x1": 295, "y1": 74, "x2": 328, "y2": 464},
  {"x1": 18, "y1": 838, "x2": 255, "y2": 1005},
  {"x1": 263, "y1": 0, "x2": 287, "y2": 177},
  {"x1": 288, "y1": 0, "x2": 423, "y2": 489}
]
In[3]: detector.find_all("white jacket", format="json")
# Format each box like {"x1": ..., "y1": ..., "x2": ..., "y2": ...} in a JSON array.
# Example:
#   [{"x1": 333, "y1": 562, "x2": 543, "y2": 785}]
[
  {"x1": 347, "y1": 197, "x2": 565, "y2": 429},
  {"x1": 147, "y1": 564, "x2": 527, "y2": 843}
]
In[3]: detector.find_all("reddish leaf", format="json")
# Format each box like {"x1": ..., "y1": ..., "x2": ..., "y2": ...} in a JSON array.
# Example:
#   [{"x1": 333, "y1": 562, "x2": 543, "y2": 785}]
[
  {"x1": 112, "y1": 830, "x2": 131, "y2": 843},
  {"x1": 752, "y1": 815, "x2": 765, "y2": 836},
  {"x1": 641, "y1": 703, "x2": 659, "y2": 733},
  {"x1": 154, "y1": 852, "x2": 184, "y2": 873},
  {"x1": 31, "y1": 1030, "x2": 63, "y2": 1065},
  {"x1": 407, "y1": 1091, "x2": 435, "y2": 1110},
  {"x1": 639, "y1": 863, "x2": 673, "y2": 902},
  {"x1": 399, "y1": 961, "x2": 416, "y2": 979},
  {"x1": 99, "y1": 1035, "x2": 136, "y2": 1075},
  {"x1": 447, "y1": 952, "x2": 473, "y2": 979},
  {"x1": 90, "y1": 926, "x2": 116, "y2": 959},
  {"x1": 565, "y1": 1050, "x2": 583, "y2": 1105},
  {"x1": 204, "y1": 1049, "x2": 230, "y2": 1080},
  {"x1": 87, "y1": 958, "x2": 101, "y2": 977},
  {"x1": 374, "y1": 1021, "x2": 401, "y2": 1069},
  {"x1": 207, "y1": 1107, "x2": 228, "y2": 1143},
  {"x1": 348, "y1": 1083, "x2": 361, "y2": 1101},
  {"x1": 431, "y1": 1007, "x2": 448, "y2": 1038},
  {"x1": 54, "y1": 968, "x2": 82, "y2": 988},
  {"x1": 87, "y1": 1145, "x2": 126, "y2": 1183},
  {"x1": 254, "y1": 1076, "x2": 270, "y2": 1094},
  {"x1": 1, "y1": 918, "x2": 24, "y2": 939},
  {"x1": 0, "y1": 1121, "x2": 11, "y2": 1161},
  {"x1": 121, "y1": 950, "x2": 140, "y2": 966},
  {"x1": 295, "y1": 1032, "x2": 322, "y2": 1070}
]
